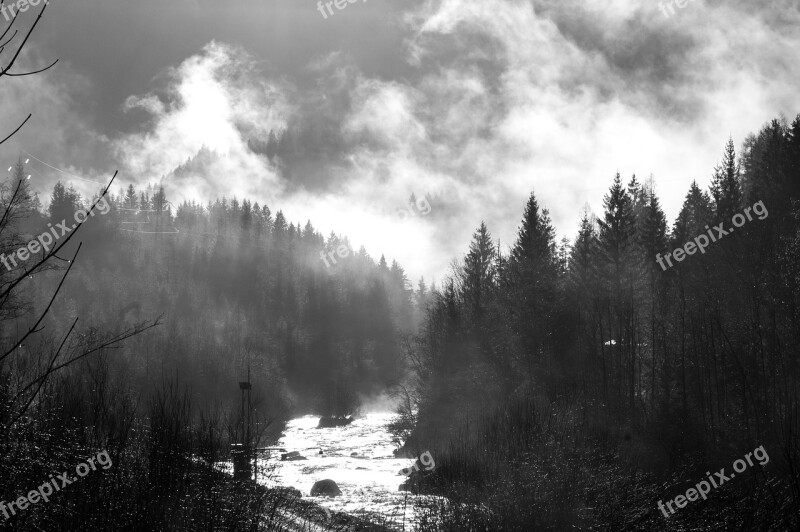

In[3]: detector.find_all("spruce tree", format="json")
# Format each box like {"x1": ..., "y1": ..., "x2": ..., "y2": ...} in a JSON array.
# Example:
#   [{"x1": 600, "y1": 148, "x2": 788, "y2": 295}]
[
  {"x1": 598, "y1": 173, "x2": 636, "y2": 283},
  {"x1": 638, "y1": 188, "x2": 669, "y2": 409},
  {"x1": 507, "y1": 192, "x2": 558, "y2": 366},
  {"x1": 273, "y1": 210, "x2": 287, "y2": 239},
  {"x1": 510, "y1": 193, "x2": 556, "y2": 266},
  {"x1": 597, "y1": 173, "x2": 637, "y2": 405},
  {"x1": 125, "y1": 184, "x2": 138, "y2": 210},
  {"x1": 460, "y1": 222, "x2": 496, "y2": 321},
  {"x1": 262, "y1": 205, "x2": 273, "y2": 233},
  {"x1": 639, "y1": 189, "x2": 669, "y2": 271},
  {"x1": 673, "y1": 181, "x2": 713, "y2": 246},
  {"x1": 48, "y1": 181, "x2": 82, "y2": 223},
  {"x1": 710, "y1": 137, "x2": 742, "y2": 219},
  {"x1": 569, "y1": 212, "x2": 600, "y2": 293}
]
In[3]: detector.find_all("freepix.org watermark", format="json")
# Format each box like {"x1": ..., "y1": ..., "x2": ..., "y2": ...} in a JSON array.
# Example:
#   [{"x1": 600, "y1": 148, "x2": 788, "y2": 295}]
[
  {"x1": 381, "y1": 194, "x2": 432, "y2": 222},
  {"x1": 320, "y1": 242, "x2": 352, "y2": 268},
  {"x1": 659, "y1": 0, "x2": 698, "y2": 19},
  {"x1": 657, "y1": 445, "x2": 769, "y2": 518},
  {"x1": 398, "y1": 450, "x2": 435, "y2": 476},
  {"x1": 1, "y1": 0, "x2": 48, "y2": 22},
  {"x1": 1, "y1": 450, "x2": 113, "y2": 520},
  {"x1": 655, "y1": 200, "x2": 768, "y2": 272},
  {"x1": 316, "y1": 0, "x2": 368, "y2": 20},
  {"x1": 0, "y1": 195, "x2": 111, "y2": 272}
]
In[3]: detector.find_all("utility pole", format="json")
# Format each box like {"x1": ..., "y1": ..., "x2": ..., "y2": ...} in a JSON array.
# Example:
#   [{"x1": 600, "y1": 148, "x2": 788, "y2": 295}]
[
  {"x1": 234, "y1": 373, "x2": 252, "y2": 480},
  {"x1": 247, "y1": 365, "x2": 251, "y2": 449}
]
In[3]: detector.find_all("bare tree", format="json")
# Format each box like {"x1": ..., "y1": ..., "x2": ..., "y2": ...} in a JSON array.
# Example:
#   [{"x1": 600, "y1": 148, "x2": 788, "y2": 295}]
[
  {"x1": 0, "y1": 1, "x2": 158, "y2": 437},
  {"x1": 0, "y1": 0, "x2": 57, "y2": 146}
]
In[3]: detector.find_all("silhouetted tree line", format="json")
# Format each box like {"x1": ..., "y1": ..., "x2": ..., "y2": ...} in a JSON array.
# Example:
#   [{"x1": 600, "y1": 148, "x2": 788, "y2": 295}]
[
  {"x1": 402, "y1": 115, "x2": 800, "y2": 531},
  {"x1": 247, "y1": 122, "x2": 354, "y2": 178},
  {"x1": 11, "y1": 179, "x2": 421, "y2": 416}
]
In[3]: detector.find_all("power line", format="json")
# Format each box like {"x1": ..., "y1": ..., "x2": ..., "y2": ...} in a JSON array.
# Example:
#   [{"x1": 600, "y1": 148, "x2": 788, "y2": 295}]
[
  {"x1": 21, "y1": 150, "x2": 108, "y2": 185},
  {"x1": 121, "y1": 228, "x2": 180, "y2": 235},
  {"x1": 120, "y1": 226, "x2": 254, "y2": 241}
]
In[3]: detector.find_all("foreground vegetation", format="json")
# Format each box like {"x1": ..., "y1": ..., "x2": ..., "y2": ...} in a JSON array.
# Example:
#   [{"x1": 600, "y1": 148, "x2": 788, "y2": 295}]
[{"x1": 0, "y1": 372, "x2": 387, "y2": 530}]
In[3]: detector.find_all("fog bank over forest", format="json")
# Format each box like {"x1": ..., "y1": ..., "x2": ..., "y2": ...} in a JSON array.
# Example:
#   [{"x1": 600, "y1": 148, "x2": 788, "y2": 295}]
[{"x1": 3, "y1": 0, "x2": 799, "y2": 281}]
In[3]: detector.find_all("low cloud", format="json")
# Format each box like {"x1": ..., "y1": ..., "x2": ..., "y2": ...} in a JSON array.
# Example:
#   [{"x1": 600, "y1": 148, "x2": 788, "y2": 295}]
[{"x1": 5, "y1": 0, "x2": 798, "y2": 283}]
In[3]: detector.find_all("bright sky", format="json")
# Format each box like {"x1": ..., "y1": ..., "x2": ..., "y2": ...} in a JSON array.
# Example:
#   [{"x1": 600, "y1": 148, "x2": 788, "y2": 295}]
[{"x1": 1, "y1": 0, "x2": 799, "y2": 283}]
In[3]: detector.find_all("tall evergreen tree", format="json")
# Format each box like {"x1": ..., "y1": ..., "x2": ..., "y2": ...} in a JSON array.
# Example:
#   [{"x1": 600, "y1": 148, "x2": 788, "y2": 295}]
[
  {"x1": 125, "y1": 184, "x2": 138, "y2": 210},
  {"x1": 640, "y1": 188, "x2": 669, "y2": 270},
  {"x1": 261, "y1": 204, "x2": 273, "y2": 233},
  {"x1": 598, "y1": 173, "x2": 636, "y2": 284},
  {"x1": 48, "y1": 181, "x2": 82, "y2": 223},
  {"x1": 509, "y1": 193, "x2": 556, "y2": 267},
  {"x1": 569, "y1": 212, "x2": 600, "y2": 294},
  {"x1": 597, "y1": 173, "x2": 638, "y2": 406},
  {"x1": 273, "y1": 210, "x2": 287, "y2": 239},
  {"x1": 673, "y1": 181, "x2": 713, "y2": 246},
  {"x1": 627, "y1": 174, "x2": 647, "y2": 225},
  {"x1": 638, "y1": 188, "x2": 669, "y2": 409},
  {"x1": 507, "y1": 192, "x2": 559, "y2": 368},
  {"x1": 711, "y1": 137, "x2": 742, "y2": 219},
  {"x1": 460, "y1": 222, "x2": 495, "y2": 322}
]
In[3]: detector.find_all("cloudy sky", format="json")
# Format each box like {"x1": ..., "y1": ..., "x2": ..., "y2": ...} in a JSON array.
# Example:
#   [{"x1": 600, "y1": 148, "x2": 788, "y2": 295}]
[{"x1": 1, "y1": 0, "x2": 799, "y2": 282}]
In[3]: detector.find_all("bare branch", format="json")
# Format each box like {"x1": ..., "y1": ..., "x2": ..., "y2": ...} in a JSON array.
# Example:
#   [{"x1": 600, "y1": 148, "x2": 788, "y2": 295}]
[
  {"x1": 0, "y1": 243, "x2": 81, "y2": 363},
  {"x1": 0, "y1": 3, "x2": 19, "y2": 43},
  {"x1": 46, "y1": 317, "x2": 162, "y2": 375},
  {"x1": 0, "y1": 113, "x2": 30, "y2": 146},
  {"x1": 4, "y1": 317, "x2": 79, "y2": 430},
  {"x1": 4, "y1": 57, "x2": 58, "y2": 76},
  {"x1": 0, "y1": 171, "x2": 117, "y2": 305},
  {"x1": 0, "y1": 2, "x2": 51, "y2": 78},
  {"x1": 0, "y1": 177, "x2": 22, "y2": 231},
  {"x1": 0, "y1": 29, "x2": 18, "y2": 50}
]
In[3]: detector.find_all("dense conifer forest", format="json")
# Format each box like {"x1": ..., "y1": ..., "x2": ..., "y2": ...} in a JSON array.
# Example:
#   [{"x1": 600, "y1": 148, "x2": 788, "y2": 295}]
[
  {"x1": 0, "y1": 165, "x2": 424, "y2": 529},
  {"x1": 397, "y1": 116, "x2": 800, "y2": 530}
]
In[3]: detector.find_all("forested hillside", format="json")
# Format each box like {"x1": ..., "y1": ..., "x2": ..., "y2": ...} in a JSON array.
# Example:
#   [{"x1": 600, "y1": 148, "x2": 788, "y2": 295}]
[
  {"x1": 0, "y1": 163, "x2": 424, "y2": 529},
  {"x1": 4, "y1": 173, "x2": 422, "y2": 421},
  {"x1": 400, "y1": 115, "x2": 800, "y2": 531}
]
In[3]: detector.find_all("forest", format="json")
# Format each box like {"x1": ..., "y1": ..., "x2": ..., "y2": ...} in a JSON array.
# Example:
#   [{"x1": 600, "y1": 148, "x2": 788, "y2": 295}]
[
  {"x1": 2, "y1": 115, "x2": 799, "y2": 531},
  {"x1": 0, "y1": 158, "x2": 427, "y2": 528},
  {"x1": 395, "y1": 116, "x2": 800, "y2": 530},
  {"x1": 3, "y1": 115, "x2": 799, "y2": 529}
]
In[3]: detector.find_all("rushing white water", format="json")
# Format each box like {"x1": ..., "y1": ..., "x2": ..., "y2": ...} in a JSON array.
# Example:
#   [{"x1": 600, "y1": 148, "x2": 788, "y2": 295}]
[{"x1": 256, "y1": 412, "x2": 433, "y2": 530}]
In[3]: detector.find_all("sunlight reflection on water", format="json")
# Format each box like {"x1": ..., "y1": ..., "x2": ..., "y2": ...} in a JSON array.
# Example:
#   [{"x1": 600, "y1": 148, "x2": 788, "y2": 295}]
[{"x1": 258, "y1": 412, "x2": 436, "y2": 529}]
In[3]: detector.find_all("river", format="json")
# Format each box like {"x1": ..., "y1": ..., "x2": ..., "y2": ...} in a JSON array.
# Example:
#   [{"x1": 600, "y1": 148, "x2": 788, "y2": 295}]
[{"x1": 256, "y1": 412, "x2": 435, "y2": 530}]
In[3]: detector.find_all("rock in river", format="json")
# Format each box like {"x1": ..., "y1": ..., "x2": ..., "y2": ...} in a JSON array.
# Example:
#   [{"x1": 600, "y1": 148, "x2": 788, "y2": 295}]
[
  {"x1": 281, "y1": 451, "x2": 308, "y2": 461},
  {"x1": 310, "y1": 479, "x2": 342, "y2": 497},
  {"x1": 317, "y1": 415, "x2": 354, "y2": 428}
]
